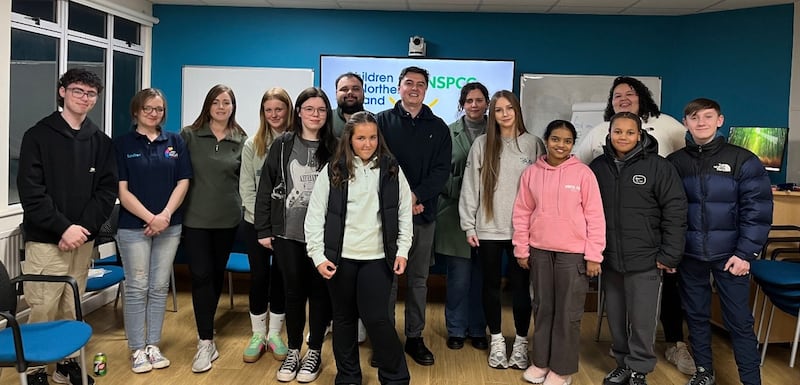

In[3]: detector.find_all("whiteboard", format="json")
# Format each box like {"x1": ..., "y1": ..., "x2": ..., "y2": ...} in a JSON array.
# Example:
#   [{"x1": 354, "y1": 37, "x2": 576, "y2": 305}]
[
  {"x1": 182, "y1": 66, "x2": 314, "y2": 137},
  {"x1": 520, "y1": 74, "x2": 661, "y2": 141}
]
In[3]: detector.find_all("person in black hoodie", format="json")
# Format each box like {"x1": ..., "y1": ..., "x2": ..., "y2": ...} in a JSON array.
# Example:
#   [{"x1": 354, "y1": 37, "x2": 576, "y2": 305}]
[
  {"x1": 589, "y1": 112, "x2": 687, "y2": 385},
  {"x1": 18, "y1": 68, "x2": 117, "y2": 385},
  {"x1": 376, "y1": 66, "x2": 451, "y2": 366}
]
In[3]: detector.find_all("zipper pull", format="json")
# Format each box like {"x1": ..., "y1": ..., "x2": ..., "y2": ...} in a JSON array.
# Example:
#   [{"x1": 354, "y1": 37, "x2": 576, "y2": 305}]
[{"x1": 215, "y1": 144, "x2": 219, "y2": 152}]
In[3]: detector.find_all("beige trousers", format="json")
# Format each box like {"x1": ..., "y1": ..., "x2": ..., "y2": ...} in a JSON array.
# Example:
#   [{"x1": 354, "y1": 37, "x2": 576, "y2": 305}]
[{"x1": 21, "y1": 241, "x2": 94, "y2": 323}]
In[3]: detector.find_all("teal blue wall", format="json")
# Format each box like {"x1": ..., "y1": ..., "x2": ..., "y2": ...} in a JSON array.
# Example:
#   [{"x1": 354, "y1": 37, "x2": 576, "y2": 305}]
[{"x1": 152, "y1": 4, "x2": 793, "y2": 182}]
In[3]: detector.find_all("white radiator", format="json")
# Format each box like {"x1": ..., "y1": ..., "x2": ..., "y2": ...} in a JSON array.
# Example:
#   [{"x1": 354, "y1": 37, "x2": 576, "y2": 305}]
[{"x1": 0, "y1": 226, "x2": 23, "y2": 279}]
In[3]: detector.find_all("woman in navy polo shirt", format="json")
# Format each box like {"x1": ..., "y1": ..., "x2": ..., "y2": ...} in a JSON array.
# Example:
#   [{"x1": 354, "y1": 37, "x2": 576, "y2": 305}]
[{"x1": 114, "y1": 88, "x2": 192, "y2": 374}]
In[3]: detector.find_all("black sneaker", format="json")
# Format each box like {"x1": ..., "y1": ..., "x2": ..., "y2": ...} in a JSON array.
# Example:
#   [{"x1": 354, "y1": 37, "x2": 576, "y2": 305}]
[
  {"x1": 27, "y1": 369, "x2": 50, "y2": 385},
  {"x1": 603, "y1": 366, "x2": 632, "y2": 385},
  {"x1": 53, "y1": 360, "x2": 94, "y2": 385},
  {"x1": 686, "y1": 367, "x2": 715, "y2": 385},
  {"x1": 628, "y1": 371, "x2": 647, "y2": 385},
  {"x1": 296, "y1": 349, "x2": 322, "y2": 383}
]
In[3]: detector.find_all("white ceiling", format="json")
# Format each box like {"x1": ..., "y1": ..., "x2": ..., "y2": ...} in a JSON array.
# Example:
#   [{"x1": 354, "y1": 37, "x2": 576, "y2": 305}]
[{"x1": 149, "y1": 0, "x2": 793, "y2": 16}]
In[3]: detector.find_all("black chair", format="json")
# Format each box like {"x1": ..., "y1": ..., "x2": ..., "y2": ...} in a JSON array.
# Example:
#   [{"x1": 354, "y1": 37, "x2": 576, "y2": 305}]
[
  {"x1": 762, "y1": 225, "x2": 800, "y2": 260},
  {"x1": 86, "y1": 204, "x2": 124, "y2": 309},
  {"x1": 0, "y1": 260, "x2": 93, "y2": 385}
]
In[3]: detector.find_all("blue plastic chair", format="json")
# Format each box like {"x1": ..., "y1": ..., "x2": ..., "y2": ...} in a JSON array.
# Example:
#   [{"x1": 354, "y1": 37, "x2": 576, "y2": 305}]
[
  {"x1": 0, "y1": 260, "x2": 93, "y2": 385},
  {"x1": 225, "y1": 252, "x2": 250, "y2": 309},
  {"x1": 750, "y1": 259, "x2": 800, "y2": 367}
]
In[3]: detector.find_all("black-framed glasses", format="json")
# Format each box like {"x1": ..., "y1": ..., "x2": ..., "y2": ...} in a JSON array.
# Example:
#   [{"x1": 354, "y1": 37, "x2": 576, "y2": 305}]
[
  {"x1": 142, "y1": 106, "x2": 165, "y2": 114},
  {"x1": 66, "y1": 87, "x2": 98, "y2": 99}
]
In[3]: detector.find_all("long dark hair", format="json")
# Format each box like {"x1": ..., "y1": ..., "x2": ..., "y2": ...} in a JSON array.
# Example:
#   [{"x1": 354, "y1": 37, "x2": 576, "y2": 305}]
[
  {"x1": 190, "y1": 84, "x2": 245, "y2": 135},
  {"x1": 603, "y1": 76, "x2": 661, "y2": 123},
  {"x1": 293, "y1": 87, "x2": 336, "y2": 171},
  {"x1": 482, "y1": 90, "x2": 526, "y2": 221},
  {"x1": 330, "y1": 111, "x2": 396, "y2": 187}
]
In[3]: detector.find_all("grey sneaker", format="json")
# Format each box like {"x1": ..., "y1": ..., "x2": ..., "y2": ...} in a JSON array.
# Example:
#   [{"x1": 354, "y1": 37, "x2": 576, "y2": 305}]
[
  {"x1": 666, "y1": 342, "x2": 697, "y2": 375},
  {"x1": 276, "y1": 349, "x2": 301, "y2": 382},
  {"x1": 603, "y1": 366, "x2": 632, "y2": 385},
  {"x1": 508, "y1": 338, "x2": 529, "y2": 369},
  {"x1": 191, "y1": 340, "x2": 219, "y2": 373},
  {"x1": 686, "y1": 367, "x2": 715, "y2": 385},
  {"x1": 131, "y1": 349, "x2": 153, "y2": 373},
  {"x1": 488, "y1": 337, "x2": 508, "y2": 369},
  {"x1": 296, "y1": 349, "x2": 322, "y2": 383}
]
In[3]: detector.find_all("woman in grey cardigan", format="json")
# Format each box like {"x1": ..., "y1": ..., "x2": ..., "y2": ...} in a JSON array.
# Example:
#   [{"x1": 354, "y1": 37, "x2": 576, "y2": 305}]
[{"x1": 459, "y1": 90, "x2": 545, "y2": 370}]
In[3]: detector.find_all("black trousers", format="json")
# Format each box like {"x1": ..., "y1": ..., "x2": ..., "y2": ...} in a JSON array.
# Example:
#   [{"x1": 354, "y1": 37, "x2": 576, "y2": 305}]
[
  {"x1": 479, "y1": 240, "x2": 532, "y2": 335},
  {"x1": 184, "y1": 225, "x2": 238, "y2": 340},
  {"x1": 327, "y1": 258, "x2": 409, "y2": 385},
  {"x1": 660, "y1": 271, "x2": 684, "y2": 342},
  {"x1": 242, "y1": 221, "x2": 285, "y2": 315},
  {"x1": 273, "y1": 237, "x2": 332, "y2": 350}
]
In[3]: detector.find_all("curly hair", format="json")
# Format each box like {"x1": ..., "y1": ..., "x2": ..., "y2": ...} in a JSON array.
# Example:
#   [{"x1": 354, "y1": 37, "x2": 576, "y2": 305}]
[
  {"x1": 57, "y1": 68, "x2": 103, "y2": 108},
  {"x1": 603, "y1": 76, "x2": 661, "y2": 123}
]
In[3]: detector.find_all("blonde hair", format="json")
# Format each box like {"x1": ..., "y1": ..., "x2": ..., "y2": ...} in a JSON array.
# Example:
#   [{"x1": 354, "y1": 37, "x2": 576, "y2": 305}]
[{"x1": 255, "y1": 87, "x2": 293, "y2": 157}]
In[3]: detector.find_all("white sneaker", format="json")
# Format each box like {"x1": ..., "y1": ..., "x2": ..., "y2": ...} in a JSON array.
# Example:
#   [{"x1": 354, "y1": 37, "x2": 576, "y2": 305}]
[
  {"x1": 297, "y1": 349, "x2": 322, "y2": 383},
  {"x1": 277, "y1": 349, "x2": 301, "y2": 382},
  {"x1": 131, "y1": 349, "x2": 152, "y2": 373},
  {"x1": 145, "y1": 345, "x2": 170, "y2": 369},
  {"x1": 488, "y1": 337, "x2": 508, "y2": 369},
  {"x1": 191, "y1": 340, "x2": 219, "y2": 373},
  {"x1": 508, "y1": 338, "x2": 529, "y2": 369},
  {"x1": 357, "y1": 319, "x2": 367, "y2": 344}
]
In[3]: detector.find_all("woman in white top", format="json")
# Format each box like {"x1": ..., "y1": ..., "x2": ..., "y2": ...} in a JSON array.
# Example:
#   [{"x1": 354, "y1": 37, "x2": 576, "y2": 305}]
[
  {"x1": 573, "y1": 76, "x2": 686, "y2": 163},
  {"x1": 459, "y1": 90, "x2": 545, "y2": 370}
]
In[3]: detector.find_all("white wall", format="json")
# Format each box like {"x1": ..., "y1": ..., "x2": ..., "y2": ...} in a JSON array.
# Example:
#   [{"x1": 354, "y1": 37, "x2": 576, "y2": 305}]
[{"x1": 789, "y1": 1, "x2": 800, "y2": 184}]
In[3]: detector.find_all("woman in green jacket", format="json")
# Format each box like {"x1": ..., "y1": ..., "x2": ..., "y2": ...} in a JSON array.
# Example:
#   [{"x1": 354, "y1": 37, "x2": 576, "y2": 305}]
[{"x1": 434, "y1": 82, "x2": 490, "y2": 351}]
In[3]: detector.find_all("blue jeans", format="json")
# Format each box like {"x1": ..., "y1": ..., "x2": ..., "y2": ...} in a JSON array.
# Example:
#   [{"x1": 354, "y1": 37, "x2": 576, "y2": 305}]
[
  {"x1": 444, "y1": 251, "x2": 486, "y2": 338},
  {"x1": 117, "y1": 225, "x2": 182, "y2": 350}
]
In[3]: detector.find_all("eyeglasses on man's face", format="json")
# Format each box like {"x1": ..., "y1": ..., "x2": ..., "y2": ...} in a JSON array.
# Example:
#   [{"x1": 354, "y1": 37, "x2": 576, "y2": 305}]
[
  {"x1": 66, "y1": 87, "x2": 99, "y2": 99},
  {"x1": 142, "y1": 106, "x2": 165, "y2": 114}
]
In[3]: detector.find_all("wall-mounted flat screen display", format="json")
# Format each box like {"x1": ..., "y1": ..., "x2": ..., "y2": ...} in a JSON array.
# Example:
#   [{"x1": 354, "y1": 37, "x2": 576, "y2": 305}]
[{"x1": 320, "y1": 55, "x2": 515, "y2": 122}]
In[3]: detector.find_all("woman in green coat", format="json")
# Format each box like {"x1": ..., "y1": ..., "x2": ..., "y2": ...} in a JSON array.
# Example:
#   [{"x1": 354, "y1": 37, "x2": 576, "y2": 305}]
[{"x1": 434, "y1": 82, "x2": 490, "y2": 351}]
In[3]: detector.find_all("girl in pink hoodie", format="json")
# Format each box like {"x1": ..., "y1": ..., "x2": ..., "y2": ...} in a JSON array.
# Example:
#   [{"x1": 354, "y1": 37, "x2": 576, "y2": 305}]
[{"x1": 513, "y1": 120, "x2": 606, "y2": 385}]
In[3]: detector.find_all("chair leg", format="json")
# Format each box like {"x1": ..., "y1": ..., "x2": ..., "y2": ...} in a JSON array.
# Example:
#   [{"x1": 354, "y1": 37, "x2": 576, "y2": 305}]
[
  {"x1": 595, "y1": 275, "x2": 605, "y2": 342},
  {"x1": 228, "y1": 271, "x2": 234, "y2": 309},
  {"x1": 756, "y1": 288, "x2": 769, "y2": 346},
  {"x1": 170, "y1": 268, "x2": 178, "y2": 312},
  {"x1": 751, "y1": 285, "x2": 760, "y2": 319},
  {"x1": 114, "y1": 282, "x2": 124, "y2": 309},
  {"x1": 79, "y1": 346, "x2": 89, "y2": 385},
  {"x1": 791, "y1": 308, "x2": 800, "y2": 368},
  {"x1": 18, "y1": 371, "x2": 28, "y2": 385},
  {"x1": 761, "y1": 304, "x2": 776, "y2": 366}
]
